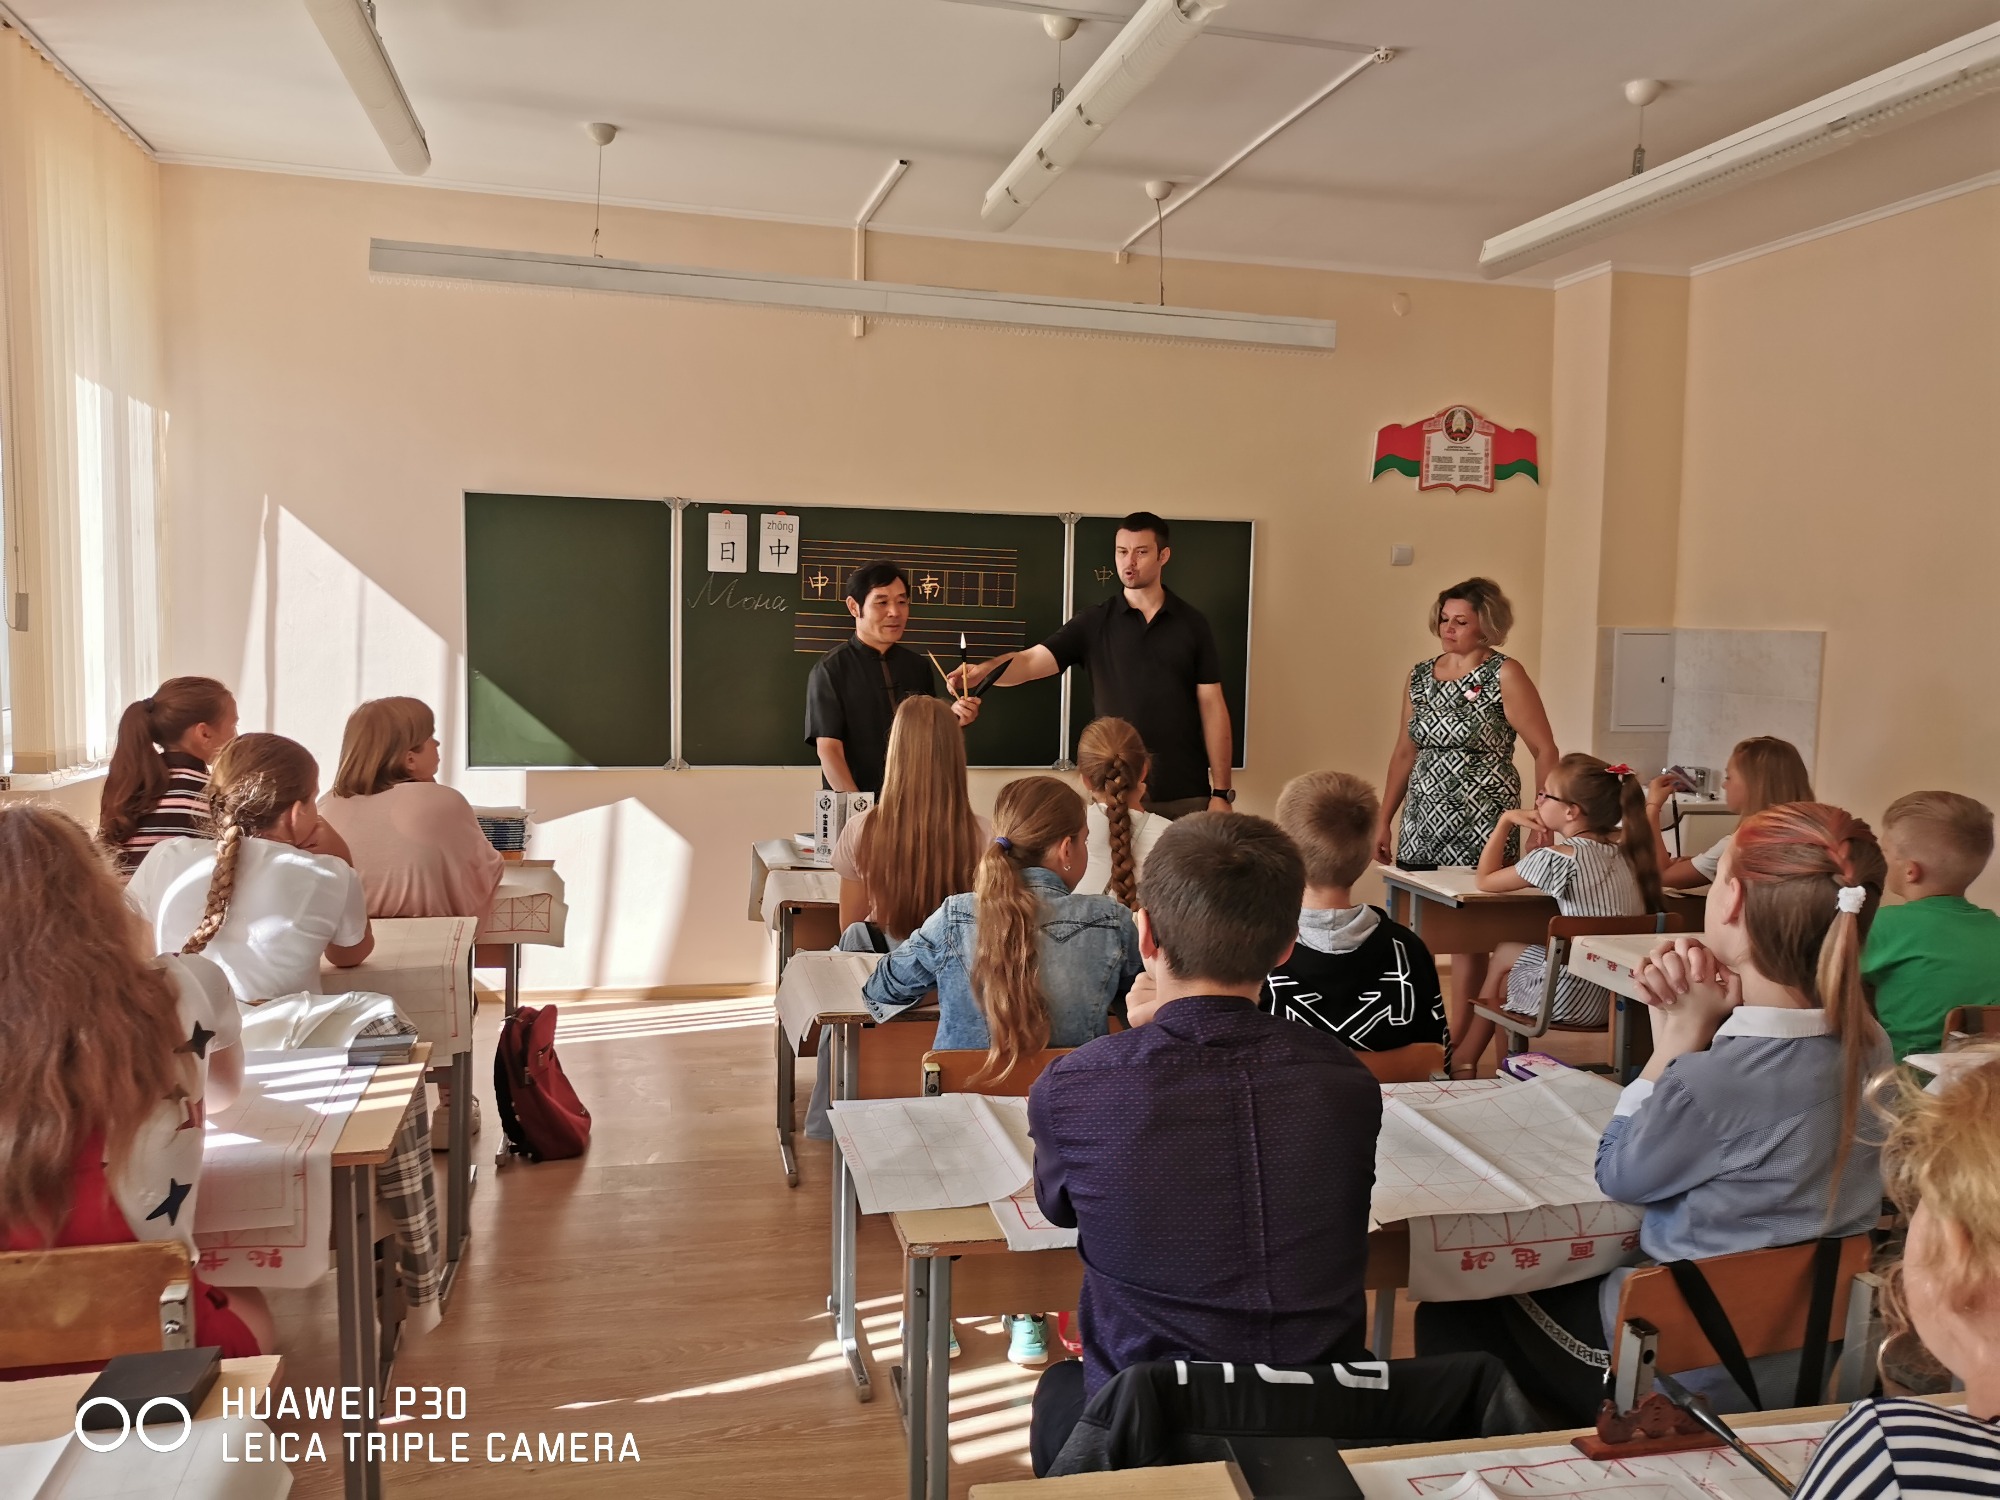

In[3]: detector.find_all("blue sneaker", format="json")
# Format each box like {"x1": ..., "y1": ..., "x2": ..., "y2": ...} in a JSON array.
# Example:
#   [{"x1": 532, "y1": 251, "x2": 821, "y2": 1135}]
[{"x1": 1006, "y1": 1315, "x2": 1050, "y2": 1368}]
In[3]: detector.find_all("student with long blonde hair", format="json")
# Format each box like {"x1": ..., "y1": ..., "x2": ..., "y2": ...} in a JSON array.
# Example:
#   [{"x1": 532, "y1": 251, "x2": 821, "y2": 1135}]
[
  {"x1": 318, "y1": 696, "x2": 504, "y2": 919},
  {"x1": 98, "y1": 676, "x2": 238, "y2": 876},
  {"x1": 0, "y1": 806, "x2": 273, "y2": 1364},
  {"x1": 832, "y1": 696, "x2": 986, "y2": 948},
  {"x1": 1073, "y1": 717, "x2": 1166, "y2": 908},
  {"x1": 863, "y1": 776, "x2": 1141, "y2": 1367},
  {"x1": 1419, "y1": 801, "x2": 1892, "y2": 1419},
  {"x1": 127, "y1": 733, "x2": 374, "y2": 1001},
  {"x1": 1646, "y1": 735, "x2": 1813, "y2": 889},
  {"x1": 1792, "y1": 1046, "x2": 2000, "y2": 1497}
]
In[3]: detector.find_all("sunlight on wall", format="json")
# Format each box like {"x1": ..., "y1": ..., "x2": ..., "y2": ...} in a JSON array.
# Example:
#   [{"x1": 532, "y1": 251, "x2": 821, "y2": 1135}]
[
  {"x1": 527, "y1": 796, "x2": 692, "y2": 992},
  {"x1": 237, "y1": 503, "x2": 453, "y2": 767}
]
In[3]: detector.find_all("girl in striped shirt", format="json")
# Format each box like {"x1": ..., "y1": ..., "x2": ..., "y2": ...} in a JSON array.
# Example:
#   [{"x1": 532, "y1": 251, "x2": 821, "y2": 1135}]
[
  {"x1": 98, "y1": 677, "x2": 237, "y2": 877},
  {"x1": 1792, "y1": 1046, "x2": 2000, "y2": 1500},
  {"x1": 1454, "y1": 754, "x2": 1662, "y2": 1074}
]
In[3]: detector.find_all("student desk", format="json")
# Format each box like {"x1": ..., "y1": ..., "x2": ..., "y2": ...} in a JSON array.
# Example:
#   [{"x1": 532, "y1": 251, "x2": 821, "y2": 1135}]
[
  {"x1": 893, "y1": 1207, "x2": 1412, "y2": 1500},
  {"x1": 476, "y1": 859, "x2": 571, "y2": 1015},
  {"x1": 757, "y1": 838, "x2": 843, "y2": 1189},
  {"x1": 332, "y1": 1050, "x2": 430, "y2": 1500},
  {"x1": 1380, "y1": 868, "x2": 1707, "y2": 953},
  {"x1": 0, "y1": 1355, "x2": 284, "y2": 1444},
  {"x1": 329, "y1": 916, "x2": 478, "y2": 1298},
  {"x1": 971, "y1": 1465, "x2": 1249, "y2": 1498}
]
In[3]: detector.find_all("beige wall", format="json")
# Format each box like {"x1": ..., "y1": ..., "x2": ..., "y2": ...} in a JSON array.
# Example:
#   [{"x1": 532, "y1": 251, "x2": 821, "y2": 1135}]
[
  {"x1": 1677, "y1": 184, "x2": 2000, "y2": 905},
  {"x1": 157, "y1": 166, "x2": 1554, "y2": 990}
]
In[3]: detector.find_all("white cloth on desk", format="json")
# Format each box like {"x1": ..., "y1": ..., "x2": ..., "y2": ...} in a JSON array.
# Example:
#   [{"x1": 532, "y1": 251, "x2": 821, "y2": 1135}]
[
  {"x1": 129, "y1": 836, "x2": 368, "y2": 1001},
  {"x1": 479, "y1": 862, "x2": 569, "y2": 946},
  {"x1": 107, "y1": 956, "x2": 242, "y2": 1262}
]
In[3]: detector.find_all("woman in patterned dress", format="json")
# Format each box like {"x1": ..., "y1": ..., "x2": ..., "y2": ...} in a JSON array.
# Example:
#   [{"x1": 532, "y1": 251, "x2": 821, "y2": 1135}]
[{"x1": 1374, "y1": 578, "x2": 1559, "y2": 1036}]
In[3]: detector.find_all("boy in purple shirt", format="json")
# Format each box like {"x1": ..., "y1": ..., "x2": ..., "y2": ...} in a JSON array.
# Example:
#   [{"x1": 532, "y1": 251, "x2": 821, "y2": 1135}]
[{"x1": 1028, "y1": 812, "x2": 1384, "y2": 1469}]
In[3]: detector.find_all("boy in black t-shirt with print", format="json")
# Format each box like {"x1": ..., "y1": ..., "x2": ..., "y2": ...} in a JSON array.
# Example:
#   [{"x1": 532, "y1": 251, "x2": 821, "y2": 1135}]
[{"x1": 1263, "y1": 771, "x2": 1450, "y2": 1068}]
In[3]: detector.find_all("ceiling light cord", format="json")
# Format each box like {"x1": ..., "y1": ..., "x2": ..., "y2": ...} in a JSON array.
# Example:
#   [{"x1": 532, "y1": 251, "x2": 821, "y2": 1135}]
[
  {"x1": 1631, "y1": 103, "x2": 1647, "y2": 177},
  {"x1": 592, "y1": 141, "x2": 605, "y2": 258},
  {"x1": 1052, "y1": 37, "x2": 1065, "y2": 111},
  {"x1": 1154, "y1": 198, "x2": 1166, "y2": 306}
]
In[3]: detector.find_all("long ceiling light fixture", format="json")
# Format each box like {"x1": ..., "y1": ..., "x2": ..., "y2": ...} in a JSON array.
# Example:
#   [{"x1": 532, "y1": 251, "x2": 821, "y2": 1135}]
[
  {"x1": 981, "y1": 0, "x2": 1227, "y2": 230},
  {"x1": 1479, "y1": 19, "x2": 2000, "y2": 278},
  {"x1": 368, "y1": 239, "x2": 1336, "y2": 352},
  {"x1": 302, "y1": 0, "x2": 430, "y2": 175}
]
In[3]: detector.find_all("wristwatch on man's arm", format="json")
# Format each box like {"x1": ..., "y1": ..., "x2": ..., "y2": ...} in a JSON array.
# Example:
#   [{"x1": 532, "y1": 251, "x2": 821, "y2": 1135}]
[{"x1": 1208, "y1": 786, "x2": 1236, "y2": 805}]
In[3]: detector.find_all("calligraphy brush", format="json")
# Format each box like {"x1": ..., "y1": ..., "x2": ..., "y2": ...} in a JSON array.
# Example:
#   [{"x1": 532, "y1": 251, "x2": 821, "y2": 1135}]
[
  {"x1": 958, "y1": 633, "x2": 970, "y2": 696},
  {"x1": 925, "y1": 651, "x2": 962, "y2": 699},
  {"x1": 1652, "y1": 1371, "x2": 1796, "y2": 1496}
]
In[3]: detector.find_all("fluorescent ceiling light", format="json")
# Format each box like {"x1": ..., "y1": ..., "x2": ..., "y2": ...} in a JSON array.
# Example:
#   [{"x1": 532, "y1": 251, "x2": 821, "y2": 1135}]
[
  {"x1": 303, "y1": 0, "x2": 430, "y2": 175},
  {"x1": 1479, "y1": 20, "x2": 2000, "y2": 278},
  {"x1": 368, "y1": 239, "x2": 1335, "y2": 352},
  {"x1": 981, "y1": 0, "x2": 1227, "y2": 230}
]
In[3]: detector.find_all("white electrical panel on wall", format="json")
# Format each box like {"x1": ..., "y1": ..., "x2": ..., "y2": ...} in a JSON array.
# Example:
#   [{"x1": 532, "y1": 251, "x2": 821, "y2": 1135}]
[{"x1": 1610, "y1": 630, "x2": 1675, "y2": 731}]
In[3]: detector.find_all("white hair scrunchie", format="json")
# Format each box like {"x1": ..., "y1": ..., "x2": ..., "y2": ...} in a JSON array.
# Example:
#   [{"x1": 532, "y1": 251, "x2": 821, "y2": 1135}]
[{"x1": 1835, "y1": 885, "x2": 1867, "y2": 915}]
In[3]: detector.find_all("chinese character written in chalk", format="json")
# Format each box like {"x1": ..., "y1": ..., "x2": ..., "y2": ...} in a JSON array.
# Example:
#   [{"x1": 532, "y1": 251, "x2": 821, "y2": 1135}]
[{"x1": 1095, "y1": 567, "x2": 1115, "y2": 584}]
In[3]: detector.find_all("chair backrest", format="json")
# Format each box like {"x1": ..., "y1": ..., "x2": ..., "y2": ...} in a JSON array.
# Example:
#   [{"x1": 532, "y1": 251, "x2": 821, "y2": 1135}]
[
  {"x1": 0, "y1": 1241, "x2": 195, "y2": 1372},
  {"x1": 1944, "y1": 1005, "x2": 2000, "y2": 1046},
  {"x1": 921, "y1": 1047, "x2": 1073, "y2": 1098},
  {"x1": 1357, "y1": 1043, "x2": 1445, "y2": 1084},
  {"x1": 855, "y1": 1012, "x2": 941, "y2": 1099},
  {"x1": 1610, "y1": 1235, "x2": 1872, "y2": 1387}
]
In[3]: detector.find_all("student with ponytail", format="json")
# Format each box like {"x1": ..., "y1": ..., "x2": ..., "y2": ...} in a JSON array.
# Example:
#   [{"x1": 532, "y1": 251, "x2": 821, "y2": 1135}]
[
  {"x1": 1417, "y1": 801, "x2": 1893, "y2": 1420},
  {"x1": 1073, "y1": 717, "x2": 1167, "y2": 907},
  {"x1": 1454, "y1": 753, "x2": 1662, "y2": 1074},
  {"x1": 98, "y1": 677, "x2": 238, "y2": 876},
  {"x1": 863, "y1": 775, "x2": 1141, "y2": 1367},
  {"x1": 127, "y1": 734, "x2": 374, "y2": 1001}
]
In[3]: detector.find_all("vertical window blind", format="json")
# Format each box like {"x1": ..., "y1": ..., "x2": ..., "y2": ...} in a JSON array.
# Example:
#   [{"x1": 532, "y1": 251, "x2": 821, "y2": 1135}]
[{"x1": 0, "y1": 27, "x2": 162, "y2": 773}]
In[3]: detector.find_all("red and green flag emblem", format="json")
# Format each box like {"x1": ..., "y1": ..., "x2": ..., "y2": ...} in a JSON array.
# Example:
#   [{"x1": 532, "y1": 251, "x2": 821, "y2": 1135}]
[{"x1": 1373, "y1": 406, "x2": 1539, "y2": 492}]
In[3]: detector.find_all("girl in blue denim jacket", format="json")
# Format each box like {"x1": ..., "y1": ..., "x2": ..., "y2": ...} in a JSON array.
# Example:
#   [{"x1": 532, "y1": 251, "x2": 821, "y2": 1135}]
[{"x1": 863, "y1": 775, "x2": 1142, "y2": 1084}]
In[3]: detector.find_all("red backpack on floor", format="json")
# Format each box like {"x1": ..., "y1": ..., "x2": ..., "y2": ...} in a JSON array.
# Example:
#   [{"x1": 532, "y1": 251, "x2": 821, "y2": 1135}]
[{"x1": 493, "y1": 1004, "x2": 591, "y2": 1162}]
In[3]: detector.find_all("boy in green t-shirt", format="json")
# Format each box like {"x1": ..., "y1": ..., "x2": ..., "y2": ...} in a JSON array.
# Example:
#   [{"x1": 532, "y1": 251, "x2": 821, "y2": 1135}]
[{"x1": 1862, "y1": 790, "x2": 2000, "y2": 1059}]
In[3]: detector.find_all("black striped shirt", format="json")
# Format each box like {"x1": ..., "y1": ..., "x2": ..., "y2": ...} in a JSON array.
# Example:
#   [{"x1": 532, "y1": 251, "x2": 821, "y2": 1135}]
[
  {"x1": 114, "y1": 752, "x2": 212, "y2": 877},
  {"x1": 1794, "y1": 1399, "x2": 2000, "y2": 1500}
]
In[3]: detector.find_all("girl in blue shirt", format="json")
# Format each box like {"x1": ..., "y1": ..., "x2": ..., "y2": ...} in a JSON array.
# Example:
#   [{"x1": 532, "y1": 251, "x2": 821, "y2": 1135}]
[{"x1": 864, "y1": 775, "x2": 1142, "y2": 1083}]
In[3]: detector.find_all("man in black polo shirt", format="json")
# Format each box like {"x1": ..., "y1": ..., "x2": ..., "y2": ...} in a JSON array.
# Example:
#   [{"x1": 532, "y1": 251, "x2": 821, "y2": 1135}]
[
  {"x1": 804, "y1": 560, "x2": 978, "y2": 794},
  {"x1": 958, "y1": 513, "x2": 1231, "y2": 817}
]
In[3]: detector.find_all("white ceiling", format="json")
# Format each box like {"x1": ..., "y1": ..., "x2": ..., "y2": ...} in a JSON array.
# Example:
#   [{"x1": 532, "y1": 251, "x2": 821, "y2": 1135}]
[{"x1": 14, "y1": 0, "x2": 2000, "y2": 281}]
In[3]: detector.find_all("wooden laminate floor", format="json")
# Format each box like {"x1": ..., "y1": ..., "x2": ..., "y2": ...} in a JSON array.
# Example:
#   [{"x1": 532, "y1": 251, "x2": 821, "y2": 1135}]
[{"x1": 269, "y1": 989, "x2": 1588, "y2": 1498}]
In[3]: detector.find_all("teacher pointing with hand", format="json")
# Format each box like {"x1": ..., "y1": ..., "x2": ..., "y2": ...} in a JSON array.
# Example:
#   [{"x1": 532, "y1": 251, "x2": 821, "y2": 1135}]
[
  {"x1": 1377, "y1": 578, "x2": 1559, "y2": 1025},
  {"x1": 955, "y1": 513, "x2": 1232, "y2": 818}
]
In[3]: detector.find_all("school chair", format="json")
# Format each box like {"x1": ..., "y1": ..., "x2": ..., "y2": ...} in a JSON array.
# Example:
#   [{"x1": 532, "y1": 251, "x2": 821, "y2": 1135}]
[
  {"x1": 1356, "y1": 1042, "x2": 1447, "y2": 1085},
  {"x1": 1474, "y1": 913, "x2": 1688, "y2": 1080},
  {"x1": 1608, "y1": 1234, "x2": 1882, "y2": 1414},
  {"x1": 1942, "y1": 1005, "x2": 2000, "y2": 1047},
  {"x1": 0, "y1": 1241, "x2": 194, "y2": 1372},
  {"x1": 919, "y1": 1047, "x2": 1074, "y2": 1097}
]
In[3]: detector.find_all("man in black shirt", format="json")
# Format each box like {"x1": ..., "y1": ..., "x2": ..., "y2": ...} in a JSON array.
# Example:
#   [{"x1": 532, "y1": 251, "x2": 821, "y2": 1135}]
[
  {"x1": 957, "y1": 513, "x2": 1231, "y2": 817},
  {"x1": 803, "y1": 560, "x2": 978, "y2": 794}
]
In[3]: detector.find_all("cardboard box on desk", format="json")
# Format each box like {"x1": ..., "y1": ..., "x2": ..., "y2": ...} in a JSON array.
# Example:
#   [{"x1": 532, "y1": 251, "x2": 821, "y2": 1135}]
[{"x1": 813, "y1": 790, "x2": 875, "y2": 852}]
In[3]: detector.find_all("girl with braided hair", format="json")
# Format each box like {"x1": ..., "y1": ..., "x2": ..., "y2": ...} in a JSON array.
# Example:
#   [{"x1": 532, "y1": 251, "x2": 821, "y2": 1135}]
[
  {"x1": 1074, "y1": 717, "x2": 1167, "y2": 909},
  {"x1": 127, "y1": 733, "x2": 375, "y2": 1002},
  {"x1": 1417, "y1": 800, "x2": 1893, "y2": 1421}
]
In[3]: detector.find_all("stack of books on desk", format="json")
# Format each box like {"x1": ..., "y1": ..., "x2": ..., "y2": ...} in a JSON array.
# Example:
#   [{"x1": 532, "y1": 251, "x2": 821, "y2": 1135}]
[{"x1": 347, "y1": 1033, "x2": 416, "y2": 1066}]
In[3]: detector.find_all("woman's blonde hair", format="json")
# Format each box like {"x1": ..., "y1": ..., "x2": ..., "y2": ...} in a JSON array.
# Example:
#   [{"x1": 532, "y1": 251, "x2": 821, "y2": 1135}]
[
  {"x1": 1076, "y1": 717, "x2": 1147, "y2": 910},
  {"x1": 971, "y1": 777, "x2": 1087, "y2": 1084},
  {"x1": 182, "y1": 734, "x2": 320, "y2": 957},
  {"x1": 1729, "y1": 736, "x2": 1813, "y2": 817},
  {"x1": 1731, "y1": 802, "x2": 1888, "y2": 1189},
  {"x1": 1428, "y1": 578, "x2": 1513, "y2": 648},
  {"x1": 1872, "y1": 1045, "x2": 2000, "y2": 1356},
  {"x1": 858, "y1": 698, "x2": 982, "y2": 941},
  {"x1": 0, "y1": 807, "x2": 187, "y2": 1236},
  {"x1": 332, "y1": 697, "x2": 435, "y2": 798}
]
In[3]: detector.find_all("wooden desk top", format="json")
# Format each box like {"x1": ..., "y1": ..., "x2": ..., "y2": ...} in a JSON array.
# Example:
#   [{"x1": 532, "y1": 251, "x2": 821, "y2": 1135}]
[
  {"x1": 1377, "y1": 866, "x2": 1550, "y2": 906},
  {"x1": 332, "y1": 1048, "x2": 429, "y2": 1167},
  {"x1": 0, "y1": 1355, "x2": 284, "y2": 1444},
  {"x1": 971, "y1": 1462, "x2": 1251, "y2": 1498}
]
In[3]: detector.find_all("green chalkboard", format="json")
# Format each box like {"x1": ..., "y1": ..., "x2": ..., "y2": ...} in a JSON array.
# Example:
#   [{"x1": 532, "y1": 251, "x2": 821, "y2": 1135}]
[
  {"x1": 681, "y1": 504, "x2": 1068, "y2": 768},
  {"x1": 1066, "y1": 517, "x2": 1254, "y2": 768},
  {"x1": 466, "y1": 492, "x2": 674, "y2": 767}
]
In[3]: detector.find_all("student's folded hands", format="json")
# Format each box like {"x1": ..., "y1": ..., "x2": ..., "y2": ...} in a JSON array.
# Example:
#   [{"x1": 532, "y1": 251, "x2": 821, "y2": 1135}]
[{"x1": 1634, "y1": 936, "x2": 1741, "y2": 1026}]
